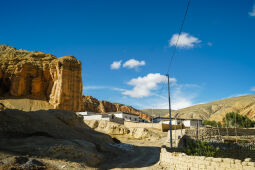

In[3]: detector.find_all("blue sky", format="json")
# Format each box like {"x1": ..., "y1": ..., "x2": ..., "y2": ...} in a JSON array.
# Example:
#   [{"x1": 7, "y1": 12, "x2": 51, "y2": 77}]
[{"x1": 1, "y1": 0, "x2": 255, "y2": 109}]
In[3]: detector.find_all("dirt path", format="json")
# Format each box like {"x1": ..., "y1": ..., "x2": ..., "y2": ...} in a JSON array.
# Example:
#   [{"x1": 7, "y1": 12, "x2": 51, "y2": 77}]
[
  {"x1": 97, "y1": 135, "x2": 169, "y2": 170},
  {"x1": 98, "y1": 144, "x2": 161, "y2": 170}
]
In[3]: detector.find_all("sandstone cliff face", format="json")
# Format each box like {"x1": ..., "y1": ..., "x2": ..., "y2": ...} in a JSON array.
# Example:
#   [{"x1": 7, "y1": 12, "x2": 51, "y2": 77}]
[
  {"x1": 49, "y1": 56, "x2": 83, "y2": 111},
  {"x1": 0, "y1": 45, "x2": 82, "y2": 111},
  {"x1": 82, "y1": 96, "x2": 151, "y2": 121}
]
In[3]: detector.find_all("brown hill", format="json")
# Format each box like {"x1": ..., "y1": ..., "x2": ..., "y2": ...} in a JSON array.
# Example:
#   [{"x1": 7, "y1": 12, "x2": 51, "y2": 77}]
[
  {"x1": 161, "y1": 95, "x2": 255, "y2": 121},
  {"x1": 142, "y1": 109, "x2": 169, "y2": 117},
  {"x1": 82, "y1": 96, "x2": 151, "y2": 121},
  {"x1": 0, "y1": 109, "x2": 114, "y2": 166},
  {"x1": 0, "y1": 45, "x2": 83, "y2": 111}
]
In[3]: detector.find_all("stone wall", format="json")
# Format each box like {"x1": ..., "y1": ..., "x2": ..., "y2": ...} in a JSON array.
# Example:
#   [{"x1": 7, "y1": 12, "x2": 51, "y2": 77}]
[
  {"x1": 124, "y1": 122, "x2": 163, "y2": 130},
  {"x1": 160, "y1": 148, "x2": 255, "y2": 170},
  {"x1": 124, "y1": 122, "x2": 182, "y2": 132},
  {"x1": 185, "y1": 127, "x2": 255, "y2": 140}
]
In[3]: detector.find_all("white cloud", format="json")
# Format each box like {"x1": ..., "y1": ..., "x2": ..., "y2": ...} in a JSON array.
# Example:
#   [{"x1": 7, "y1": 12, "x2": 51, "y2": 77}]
[
  {"x1": 141, "y1": 83, "x2": 201, "y2": 110},
  {"x1": 110, "y1": 60, "x2": 122, "y2": 70},
  {"x1": 169, "y1": 32, "x2": 201, "y2": 48},
  {"x1": 122, "y1": 73, "x2": 176, "y2": 98},
  {"x1": 171, "y1": 86, "x2": 193, "y2": 110},
  {"x1": 123, "y1": 59, "x2": 145, "y2": 69},
  {"x1": 249, "y1": 5, "x2": 255, "y2": 16},
  {"x1": 251, "y1": 86, "x2": 255, "y2": 91}
]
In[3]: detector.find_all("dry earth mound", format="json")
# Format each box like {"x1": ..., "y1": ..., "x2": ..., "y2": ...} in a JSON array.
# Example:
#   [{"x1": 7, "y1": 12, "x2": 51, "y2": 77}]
[
  {"x1": 0, "y1": 109, "x2": 114, "y2": 166},
  {"x1": 85, "y1": 120, "x2": 161, "y2": 141}
]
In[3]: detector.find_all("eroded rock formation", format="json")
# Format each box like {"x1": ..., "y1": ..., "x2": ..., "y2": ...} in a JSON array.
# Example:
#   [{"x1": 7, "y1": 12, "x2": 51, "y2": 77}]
[
  {"x1": 82, "y1": 96, "x2": 151, "y2": 121},
  {"x1": 0, "y1": 45, "x2": 82, "y2": 111}
]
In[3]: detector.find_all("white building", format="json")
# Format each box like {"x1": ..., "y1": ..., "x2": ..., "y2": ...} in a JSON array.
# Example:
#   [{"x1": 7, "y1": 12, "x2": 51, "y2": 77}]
[
  {"x1": 153, "y1": 117, "x2": 203, "y2": 128},
  {"x1": 77, "y1": 112, "x2": 125, "y2": 124},
  {"x1": 152, "y1": 117, "x2": 169, "y2": 123},
  {"x1": 183, "y1": 119, "x2": 203, "y2": 127},
  {"x1": 80, "y1": 113, "x2": 111, "y2": 121},
  {"x1": 77, "y1": 111, "x2": 96, "y2": 116},
  {"x1": 114, "y1": 112, "x2": 140, "y2": 122}
]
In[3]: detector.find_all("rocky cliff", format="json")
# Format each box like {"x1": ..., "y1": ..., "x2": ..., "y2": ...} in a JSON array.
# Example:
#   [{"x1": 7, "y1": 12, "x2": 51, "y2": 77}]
[
  {"x1": 82, "y1": 96, "x2": 151, "y2": 121},
  {"x1": 0, "y1": 45, "x2": 83, "y2": 111}
]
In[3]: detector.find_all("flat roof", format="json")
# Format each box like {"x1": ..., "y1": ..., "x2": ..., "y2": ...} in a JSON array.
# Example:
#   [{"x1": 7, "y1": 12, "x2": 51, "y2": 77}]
[{"x1": 108, "y1": 112, "x2": 139, "y2": 116}]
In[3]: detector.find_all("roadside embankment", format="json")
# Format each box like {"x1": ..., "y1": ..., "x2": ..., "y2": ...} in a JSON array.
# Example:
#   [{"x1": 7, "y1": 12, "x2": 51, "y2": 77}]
[{"x1": 84, "y1": 120, "x2": 163, "y2": 141}]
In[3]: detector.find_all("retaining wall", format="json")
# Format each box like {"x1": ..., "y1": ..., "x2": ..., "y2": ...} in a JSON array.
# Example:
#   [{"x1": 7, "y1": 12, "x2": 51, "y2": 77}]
[
  {"x1": 160, "y1": 148, "x2": 255, "y2": 170},
  {"x1": 124, "y1": 122, "x2": 182, "y2": 131},
  {"x1": 185, "y1": 127, "x2": 255, "y2": 140}
]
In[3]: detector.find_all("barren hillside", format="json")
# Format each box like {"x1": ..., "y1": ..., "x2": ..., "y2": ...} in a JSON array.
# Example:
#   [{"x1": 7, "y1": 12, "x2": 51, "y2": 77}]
[
  {"x1": 142, "y1": 109, "x2": 169, "y2": 117},
  {"x1": 166, "y1": 95, "x2": 255, "y2": 121}
]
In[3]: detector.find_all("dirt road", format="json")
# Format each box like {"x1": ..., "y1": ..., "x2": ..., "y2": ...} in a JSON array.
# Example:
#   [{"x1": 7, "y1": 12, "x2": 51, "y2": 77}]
[
  {"x1": 98, "y1": 144, "x2": 161, "y2": 170},
  {"x1": 97, "y1": 136, "x2": 168, "y2": 170}
]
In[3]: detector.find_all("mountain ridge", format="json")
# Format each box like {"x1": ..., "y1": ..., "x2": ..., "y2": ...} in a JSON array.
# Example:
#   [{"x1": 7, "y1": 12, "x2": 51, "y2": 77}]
[{"x1": 143, "y1": 95, "x2": 255, "y2": 121}]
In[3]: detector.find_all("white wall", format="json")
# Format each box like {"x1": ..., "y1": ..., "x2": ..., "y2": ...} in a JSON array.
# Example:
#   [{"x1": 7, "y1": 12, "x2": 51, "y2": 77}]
[
  {"x1": 183, "y1": 120, "x2": 191, "y2": 127},
  {"x1": 123, "y1": 113, "x2": 139, "y2": 122},
  {"x1": 114, "y1": 113, "x2": 139, "y2": 122},
  {"x1": 77, "y1": 112, "x2": 97, "y2": 116},
  {"x1": 83, "y1": 115, "x2": 110, "y2": 121},
  {"x1": 114, "y1": 113, "x2": 124, "y2": 119},
  {"x1": 183, "y1": 120, "x2": 203, "y2": 127}
]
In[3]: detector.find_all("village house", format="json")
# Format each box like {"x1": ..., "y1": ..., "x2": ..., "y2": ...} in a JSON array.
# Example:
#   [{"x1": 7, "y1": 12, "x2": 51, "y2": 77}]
[
  {"x1": 182, "y1": 119, "x2": 203, "y2": 127},
  {"x1": 77, "y1": 112, "x2": 110, "y2": 120},
  {"x1": 113, "y1": 112, "x2": 140, "y2": 122},
  {"x1": 77, "y1": 111, "x2": 143, "y2": 123},
  {"x1": 152, "y1": 116, "x2": 203, "y2": 128}
]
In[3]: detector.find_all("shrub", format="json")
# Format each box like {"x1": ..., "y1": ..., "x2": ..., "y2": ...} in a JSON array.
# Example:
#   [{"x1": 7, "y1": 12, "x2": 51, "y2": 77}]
[
  {"x1": 185, "y1": 140, "x2": 219, "y2": 157},
  {"x1": 223, "y1": 112, "x2": 255, "y2": 128},
  {"x1": 203, "y1": 120, "x2": 222, "y2": 127}
]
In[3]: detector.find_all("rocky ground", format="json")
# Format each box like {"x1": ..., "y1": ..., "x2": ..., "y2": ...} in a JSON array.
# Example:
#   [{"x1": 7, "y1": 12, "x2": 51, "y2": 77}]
[
  {"x1": 85, "y1": 120, "x2": 165, "y2": 141},
  {"x1": 0, "y1": 109, "x2": 167, "y2": 170}
]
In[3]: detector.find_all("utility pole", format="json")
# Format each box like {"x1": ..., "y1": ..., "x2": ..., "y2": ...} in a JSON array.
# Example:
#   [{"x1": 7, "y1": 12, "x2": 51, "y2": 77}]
[
  {"x1": 166, "y1": 74, "x2": 173, "y2": 148},
  {"x1": 151, "y1": 106, "x2": 153, "y2": 128}
]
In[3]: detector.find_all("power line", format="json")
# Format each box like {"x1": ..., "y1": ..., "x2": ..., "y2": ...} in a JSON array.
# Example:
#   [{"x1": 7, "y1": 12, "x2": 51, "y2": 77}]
[
  {"x1": 167, "y1": 0, "x2": 191, "y2": 74},
  {"x1": 163, "y1": 0, "x2": 191, "y2": 148},
  {"x1": 157, "y1": 0, "x2": 191, "y2": 96}
]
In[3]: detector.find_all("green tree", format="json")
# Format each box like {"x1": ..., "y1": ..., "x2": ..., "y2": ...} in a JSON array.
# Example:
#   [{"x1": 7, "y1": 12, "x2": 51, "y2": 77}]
[
  {"x1": 203, "y1": 120, "x2": 222, "y2": 127},
  {"x1": 223, "y1": 112, "x2": 255, "y2": 128}
]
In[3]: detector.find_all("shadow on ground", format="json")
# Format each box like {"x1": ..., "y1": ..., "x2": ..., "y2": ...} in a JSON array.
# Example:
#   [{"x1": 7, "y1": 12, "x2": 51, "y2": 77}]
[
  {"x1": 95, "y1": 144, "x2": 161, "y2": 170},
  {"x1": 0, "y1": 108, "x2": 161, "y2": 169}
]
